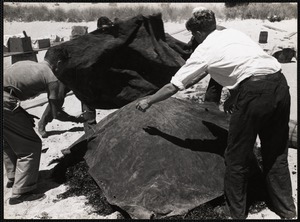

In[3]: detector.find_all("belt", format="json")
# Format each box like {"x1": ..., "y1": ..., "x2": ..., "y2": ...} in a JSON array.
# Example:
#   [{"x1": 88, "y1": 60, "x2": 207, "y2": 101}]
[
  {"x1": 3, "y1": 88, "x2": 21, "y2": 111},
  {"x1": 240, "y1": 70, "x2": 282, "y2": 86},
  {"x1": 247, "y1": 70, "x2": 282, "y2": 82}
]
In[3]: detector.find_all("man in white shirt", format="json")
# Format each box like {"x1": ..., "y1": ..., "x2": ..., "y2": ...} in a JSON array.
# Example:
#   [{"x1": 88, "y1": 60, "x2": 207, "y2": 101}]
[
  {"x1": 136, "y1": 9, "x2": 296, "y2": 219},
  {"x1": 185, "y1": 16, "x2": 226, "y2": 104}
]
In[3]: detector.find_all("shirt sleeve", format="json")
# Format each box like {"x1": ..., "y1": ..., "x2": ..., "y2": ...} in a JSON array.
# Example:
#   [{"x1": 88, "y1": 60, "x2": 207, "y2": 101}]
[
  {"x1": 43, "y1": 66, "x2": 58, "y2": 84},
  {"x1": 170, "y1": 46, "x2": 208, "y2": 90}
]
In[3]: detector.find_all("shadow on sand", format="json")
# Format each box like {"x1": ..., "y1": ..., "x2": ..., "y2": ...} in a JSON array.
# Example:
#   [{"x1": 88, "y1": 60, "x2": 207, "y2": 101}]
[{"x1": 46, "y1": 126, "x2": 84, "y2": 137}]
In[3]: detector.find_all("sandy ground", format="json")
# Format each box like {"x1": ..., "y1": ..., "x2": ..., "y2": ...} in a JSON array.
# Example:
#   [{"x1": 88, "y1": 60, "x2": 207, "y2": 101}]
[{"x1": 3, "y1": 17, "x2": 297, "y2": 219}]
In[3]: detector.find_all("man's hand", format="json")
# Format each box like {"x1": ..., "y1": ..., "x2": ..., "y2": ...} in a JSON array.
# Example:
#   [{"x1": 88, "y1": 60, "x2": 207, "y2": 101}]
[
  {"x1": 224, "y1": 100, "x2": 235, "y2": 114},
  {"x1": 55, "y1": 110, "x2": 85, "y2": 123},
  {"x1": 224, "y1": 96, "x2": 237, "y2": 114},
  {"x1": 136, "y1": 83, "x2": 179, "y2": 112},
  {"x1": 136, "y1": 99, "x2": 151, "y2": 112},
  {"x1": 223, "y1": 90, "x2": 239, "y2": 114},
  {"x1": 74, "y1": 112, "x2": 86, "y2": 123}
]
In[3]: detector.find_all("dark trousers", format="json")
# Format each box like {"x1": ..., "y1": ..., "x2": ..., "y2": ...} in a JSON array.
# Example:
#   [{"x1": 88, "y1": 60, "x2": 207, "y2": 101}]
[
  {"x1": 3, "y1": 107, "x2": 42, "y2": 195},
  {"x1": 205, "y1": 78, "x2": 223, "y2": 103},
  {"x1": 81, "y1": 103, "x2": 97, "y2": 132},
  {"x1": 224, "y1": 72, "x2": 296, "y2": 219}
]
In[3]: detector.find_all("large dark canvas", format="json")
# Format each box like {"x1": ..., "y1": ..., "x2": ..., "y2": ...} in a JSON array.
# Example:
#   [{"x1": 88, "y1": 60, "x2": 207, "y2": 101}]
[
  {"x1": 46, "y1": 13, "x2": 192, "y2": 109},
  {"x1": 62, "y1": 98, "x2": 231, "y2": 218}
]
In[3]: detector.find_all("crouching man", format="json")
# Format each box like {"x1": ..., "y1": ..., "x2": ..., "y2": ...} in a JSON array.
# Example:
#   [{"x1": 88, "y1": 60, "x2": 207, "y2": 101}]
[{"x1": 3, "y1": 58, "x2": 84, "y2": 205}]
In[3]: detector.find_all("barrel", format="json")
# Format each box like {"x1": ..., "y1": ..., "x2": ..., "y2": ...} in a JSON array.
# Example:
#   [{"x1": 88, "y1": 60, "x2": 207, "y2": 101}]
[
  {"x1": 259, "y1": 31, "x2": 268, "y2": 43},
  {"x1": 289, "y1": 120, "x2": 297, "y2": 148}
]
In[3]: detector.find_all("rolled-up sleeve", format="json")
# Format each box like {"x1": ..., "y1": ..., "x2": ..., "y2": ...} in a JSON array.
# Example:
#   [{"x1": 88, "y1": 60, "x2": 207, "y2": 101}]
[{"x1": 170, "y1": 50, "x2": 208, "y2": 90}]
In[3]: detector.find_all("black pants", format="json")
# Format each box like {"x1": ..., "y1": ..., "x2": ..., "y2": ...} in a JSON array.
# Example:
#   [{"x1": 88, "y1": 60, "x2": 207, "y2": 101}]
[
  {"x1": 205, "y1": 78, "x2": 223, "y2": 103},
  {"x1": 224, "y1": 72, "x2": 296, "y2": 219}
]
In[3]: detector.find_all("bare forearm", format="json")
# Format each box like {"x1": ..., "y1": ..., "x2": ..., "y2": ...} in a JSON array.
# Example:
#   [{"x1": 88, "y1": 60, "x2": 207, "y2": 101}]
[
  {"x1": 147, "y1": 83, "x2": 179, "y2": 105},
  {"x1": 136, "y1": 83, "x2": 179, "y2": 112}
]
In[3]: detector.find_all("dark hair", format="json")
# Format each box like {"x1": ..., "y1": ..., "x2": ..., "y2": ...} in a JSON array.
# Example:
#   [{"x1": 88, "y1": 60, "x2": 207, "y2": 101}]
[
  {"x1": 185, "y1": 9, "x2": 216, "y2": 33},
  {"x1": 97, "y1": 16, "x2": 113, "y2": 29},
  {"x1": 44, "y1": 45, "x2": 68, "y2": 71}
]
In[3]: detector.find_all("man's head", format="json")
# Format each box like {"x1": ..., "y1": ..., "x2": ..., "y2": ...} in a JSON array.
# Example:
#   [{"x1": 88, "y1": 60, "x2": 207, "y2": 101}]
[
  {"x1": 44, "y1": 46, "x2": 68, "y2": 75},
  {"x1": 97, "y1": 16, "x2": 113, "y2": 31},
  {"x1": 70, "y1": 26, "x2": 88, "y2": 40},
  {"x1": 185, "y1": 8, "x2": 216, "y2": 44}
]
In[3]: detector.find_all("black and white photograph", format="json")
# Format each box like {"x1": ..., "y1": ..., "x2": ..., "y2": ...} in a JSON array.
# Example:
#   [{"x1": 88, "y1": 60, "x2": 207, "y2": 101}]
[{"x1": 2, "y1": 1, "x2": 297, "y2": 219}]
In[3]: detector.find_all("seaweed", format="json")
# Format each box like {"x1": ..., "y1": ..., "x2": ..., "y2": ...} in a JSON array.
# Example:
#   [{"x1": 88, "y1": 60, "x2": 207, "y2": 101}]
[
  {"x1": 55, "y1": 160, "x2": 268, "y2": 219},
  {"x1": 56, "y1": 161, "x2": 115, "y2": 216}
]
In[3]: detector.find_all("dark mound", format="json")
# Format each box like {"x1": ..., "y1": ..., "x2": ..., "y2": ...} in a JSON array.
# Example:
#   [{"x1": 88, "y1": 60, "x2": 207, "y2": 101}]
[
  {"x1": 273, "y1": 48, "x2": 296, "y2": 63},
  {"x1": 53, "y1": 98, "x2": 266, "y2": 218},
  {"x1": 46, "y1": 13, "x2": 192, "y2": 109},
  {"x1": 56, "y1": 98, "x2": 231, "y2": 218}
]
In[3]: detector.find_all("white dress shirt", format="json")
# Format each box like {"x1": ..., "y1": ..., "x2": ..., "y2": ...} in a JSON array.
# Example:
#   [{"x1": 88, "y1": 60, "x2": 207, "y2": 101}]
[{"x1": 171, "y1": 28, "x2": 281, "y2": 90}]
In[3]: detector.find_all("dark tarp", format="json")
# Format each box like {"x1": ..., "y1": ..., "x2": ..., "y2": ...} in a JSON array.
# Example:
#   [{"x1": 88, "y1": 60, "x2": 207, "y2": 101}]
[
  {"x1": 46, "y1": 13, "x2": 278, "y2": 218},
  {"x1": 61, "y1": 98, "x2": 234, "y2": 218},
  {"x1": 46, "y1": 13, "x2": 193, "y2": 109},
  {"x1": 46, "y1": 14, "x2": 232, "y2": 218}
]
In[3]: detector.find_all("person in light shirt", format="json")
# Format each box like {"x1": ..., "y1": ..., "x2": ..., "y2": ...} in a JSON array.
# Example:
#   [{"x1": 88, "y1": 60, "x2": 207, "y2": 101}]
[
  {"x1": 186, "y1": 8, "x2": 226, "y2": 104},
  {"x1": 136, "y1": 9, "x2": 296, "y2": 219},
  {"x1": 3, "y1": 57, "x2": 84, "y2": 205}
]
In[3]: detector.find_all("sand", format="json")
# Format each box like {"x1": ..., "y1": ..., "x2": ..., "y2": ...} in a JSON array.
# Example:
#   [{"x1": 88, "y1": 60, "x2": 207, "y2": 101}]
[{"x1": 3, "y1": 17, "x2": 297, "y2": 219}]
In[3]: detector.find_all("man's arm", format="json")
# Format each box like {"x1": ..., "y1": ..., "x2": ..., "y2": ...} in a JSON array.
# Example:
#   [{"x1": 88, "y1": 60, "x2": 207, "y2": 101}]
[
  {"x1": 47, "y1": 81, "x2": 84, "y2": 123},
  {"x1": 148, "y1": 83, "x2": 179, "y2": 104},
  {"x1": 136, "y1": 83, "x2": 179, "y2": 112},
  {"x1": 136, "y1": 69, "x2": 208, "y2": 112}
]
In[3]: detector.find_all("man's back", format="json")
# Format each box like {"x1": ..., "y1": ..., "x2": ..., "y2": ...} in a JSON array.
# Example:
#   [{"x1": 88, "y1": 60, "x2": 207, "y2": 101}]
[
  {"x1": 4, "y1": 61, "x2": 58, "y2": 100},
  {"x1": 192, "y1": 28, "x2": 281, "y2": 89}
]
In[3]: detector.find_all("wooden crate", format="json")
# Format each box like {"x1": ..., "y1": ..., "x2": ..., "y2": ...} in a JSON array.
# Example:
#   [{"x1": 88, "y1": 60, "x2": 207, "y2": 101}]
[
  {"x1": 11, "y1": 52, "x2": 38, "y2": 64},
  {"x1": 3, "y1": 45, "x2": 8, "y2": 52},
  {"x1": 8, "y1": 37, "x2": 33, "y2": 52},
  {"x1": 38, "y1": 39, "x2": 50, "y2": 49}
]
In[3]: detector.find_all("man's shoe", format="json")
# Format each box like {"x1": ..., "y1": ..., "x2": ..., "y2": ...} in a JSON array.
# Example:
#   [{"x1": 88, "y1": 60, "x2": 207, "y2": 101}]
[
  {"x1": 6, "y1": 179, "x2": 14, "y2": 188},
  {"x1": 9, "y1": 192, "x2": 46, "y2": 205}
]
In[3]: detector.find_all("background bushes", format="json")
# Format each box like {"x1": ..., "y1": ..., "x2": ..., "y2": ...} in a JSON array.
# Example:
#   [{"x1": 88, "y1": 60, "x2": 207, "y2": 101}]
[
  {"x1": 3, "y1": 3, "x2": 297, "y2": 23},
  {"x1": 223, "y1": 3, "x2": 297, "y2": 20}
]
